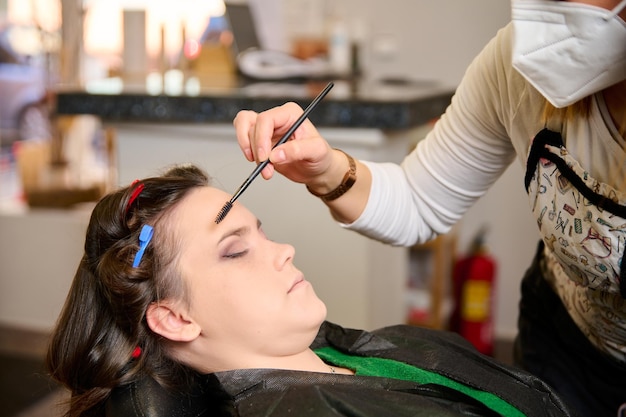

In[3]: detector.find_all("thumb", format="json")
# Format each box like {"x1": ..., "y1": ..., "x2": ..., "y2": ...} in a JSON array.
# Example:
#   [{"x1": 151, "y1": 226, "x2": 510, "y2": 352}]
[
  {"x1": 271, "y1": 136, "x2": 330, "y2": 165},
  {"x1": 270, "y1": 147, "x2": 288, "y2": 164},
  {"x1": 269, "y1": 138, "x2": 334, "y2": 183}
]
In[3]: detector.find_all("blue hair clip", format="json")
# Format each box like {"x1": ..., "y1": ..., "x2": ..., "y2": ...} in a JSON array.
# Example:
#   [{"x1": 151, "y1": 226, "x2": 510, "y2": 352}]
[{"x1": 132, "y1": 225, "x2": 154, "y2": 268}]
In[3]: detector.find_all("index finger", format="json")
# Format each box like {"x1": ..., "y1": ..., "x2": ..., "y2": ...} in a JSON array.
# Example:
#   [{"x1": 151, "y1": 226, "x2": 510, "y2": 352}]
[
  {"x1": 233, "y1": 110, "x2": 258, "y2": 162},
  {"x1": 249, "y1": 102, "x2": 306, "y2": 163}
]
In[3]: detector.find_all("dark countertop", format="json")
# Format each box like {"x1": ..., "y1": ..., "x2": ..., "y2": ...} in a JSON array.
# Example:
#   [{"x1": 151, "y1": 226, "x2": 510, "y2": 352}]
[{"x1": 55, "y1": 76, "x2": 454, "y2": 130}]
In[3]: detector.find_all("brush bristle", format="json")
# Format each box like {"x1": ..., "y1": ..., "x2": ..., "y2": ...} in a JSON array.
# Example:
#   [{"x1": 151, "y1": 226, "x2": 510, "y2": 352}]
[{"x1": 215, "y1": 201, "x2": 233, "y2": 224}]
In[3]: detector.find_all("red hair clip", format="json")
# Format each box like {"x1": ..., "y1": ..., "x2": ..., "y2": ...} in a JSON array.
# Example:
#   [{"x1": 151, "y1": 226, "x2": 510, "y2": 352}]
[
  {"x1": 131, "y1": 346, "x2": 142, "y2": 359},
  {"x1": 126, "y1": 182, "x2": 145, "y2": 214}
]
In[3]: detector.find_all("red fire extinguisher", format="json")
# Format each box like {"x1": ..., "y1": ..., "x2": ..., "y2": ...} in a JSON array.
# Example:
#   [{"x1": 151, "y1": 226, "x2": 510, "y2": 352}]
[{"x1": 449, "y1": 227, "x2": 497, "y2": 356}]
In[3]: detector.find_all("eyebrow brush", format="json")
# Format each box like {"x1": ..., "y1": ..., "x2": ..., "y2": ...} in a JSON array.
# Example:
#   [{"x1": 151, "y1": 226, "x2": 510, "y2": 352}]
[{"x1": 215, "y1": 81, "x2": 334, "y2": 224}]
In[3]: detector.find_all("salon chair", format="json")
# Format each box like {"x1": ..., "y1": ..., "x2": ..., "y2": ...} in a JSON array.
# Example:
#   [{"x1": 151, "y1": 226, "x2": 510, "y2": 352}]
[{"x1": 105, "y1": 373, "x2": 229, "y2": 417}]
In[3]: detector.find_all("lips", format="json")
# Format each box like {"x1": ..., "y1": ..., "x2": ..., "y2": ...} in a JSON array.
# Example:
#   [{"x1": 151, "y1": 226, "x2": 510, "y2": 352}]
[{"x1": 288, "y1": 276, "x2": 306, "y2": 293}]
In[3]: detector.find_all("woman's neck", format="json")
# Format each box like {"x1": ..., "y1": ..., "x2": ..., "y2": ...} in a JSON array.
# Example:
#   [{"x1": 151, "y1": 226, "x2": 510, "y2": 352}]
[{"x1": 182, "y1": 340, "x2": 352, "y2": 375}]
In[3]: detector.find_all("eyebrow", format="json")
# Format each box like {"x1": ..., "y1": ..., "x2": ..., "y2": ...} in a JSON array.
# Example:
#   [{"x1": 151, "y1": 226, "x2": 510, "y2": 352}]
[{"x1": 217, "y1": 218, "x2": 262, "y2": 244}]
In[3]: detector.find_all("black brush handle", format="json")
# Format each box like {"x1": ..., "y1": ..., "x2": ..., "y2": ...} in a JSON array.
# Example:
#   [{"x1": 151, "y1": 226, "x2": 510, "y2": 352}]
[{"x1": 229, "y1": 81, "x2": 334, "y2": 204}]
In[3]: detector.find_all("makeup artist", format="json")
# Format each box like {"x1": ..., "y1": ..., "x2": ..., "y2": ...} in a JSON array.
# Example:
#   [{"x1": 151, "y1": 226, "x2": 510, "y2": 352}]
[
  {"x1": 46, "y1": 164, "x2": 573, "y2": 417},
  {"x1": 233, "y1": 1, "x2": 626, "y2": 416}
]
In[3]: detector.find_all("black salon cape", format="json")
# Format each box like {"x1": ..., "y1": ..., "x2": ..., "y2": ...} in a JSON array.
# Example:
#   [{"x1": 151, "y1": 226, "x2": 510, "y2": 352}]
[{"x1": 107, "y1": 321, "x2": 576, "y2": 417}]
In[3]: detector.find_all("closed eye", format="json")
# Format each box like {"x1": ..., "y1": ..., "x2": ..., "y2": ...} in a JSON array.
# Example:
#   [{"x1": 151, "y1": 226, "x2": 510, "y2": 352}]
[
  {"x1": 223, "y1": 250, "x2": 248, "y2": 259},
  {"x1": 219, "y1": 218, "x2": 262, "y2": 259}
]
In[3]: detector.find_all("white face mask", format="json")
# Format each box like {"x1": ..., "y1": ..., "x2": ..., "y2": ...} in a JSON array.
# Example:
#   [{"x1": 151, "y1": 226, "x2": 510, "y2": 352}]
[{"x1": 512, "y1": 0, "x2": 626, "y2": 108}]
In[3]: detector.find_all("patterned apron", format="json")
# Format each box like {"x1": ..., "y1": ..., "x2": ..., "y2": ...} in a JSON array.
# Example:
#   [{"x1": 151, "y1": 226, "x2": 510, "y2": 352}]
[{"x1": 525, "y1": 128, "x2": 626, "y2": 360}]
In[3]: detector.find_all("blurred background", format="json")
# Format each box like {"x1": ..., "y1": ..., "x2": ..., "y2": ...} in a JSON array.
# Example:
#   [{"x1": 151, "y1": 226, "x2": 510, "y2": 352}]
[{"x1": 0, "y1": 2, "x2": 540, "y2": 416}]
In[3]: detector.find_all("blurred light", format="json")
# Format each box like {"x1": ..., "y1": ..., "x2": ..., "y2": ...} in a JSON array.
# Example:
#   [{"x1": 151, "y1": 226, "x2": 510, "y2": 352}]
[
  {"x1": 85, "y1": 76, "x2": 124, "y2": 94},
  {"x1": 145, "y1": 72, "x2": 163, "y2": 95},
  {"x1": 82, "y1": 0, "x2": 226, "y2": 68},
  {"x1": 83, "y1": 2, "x2": 123, "y2": 56},
  {"x1": 7, "y1": 0, "x2": 61, "y2": 32},
  {"x1": 185, "y1": 76, "x2": 201, "y2": 96},
  {"x1": 163, "y1": 69, "x2": 183, "y2": 95}
]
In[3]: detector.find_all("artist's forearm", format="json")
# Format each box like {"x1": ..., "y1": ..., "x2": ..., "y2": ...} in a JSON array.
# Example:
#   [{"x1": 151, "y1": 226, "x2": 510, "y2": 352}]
[
  {"x1": 325, "y1": 159, "x2": 371, "y2": 224},
  {"x1": 305, "y1": 149, "x2": 372, "y2": 224}
]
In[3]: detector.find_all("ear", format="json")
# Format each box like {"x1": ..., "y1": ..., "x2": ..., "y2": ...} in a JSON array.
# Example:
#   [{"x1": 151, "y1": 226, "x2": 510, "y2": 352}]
[{"x1": 146, "y1": 300, "x2": 201, "y2": 342}]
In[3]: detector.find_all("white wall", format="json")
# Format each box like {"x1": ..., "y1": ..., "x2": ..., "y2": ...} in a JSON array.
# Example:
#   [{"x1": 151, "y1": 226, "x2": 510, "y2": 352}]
[
  {"x1": 282, "y1": 0, "x2": 511, "y2": 88},
  {"x1": 0, "y1": 208, "x2": 90, "y2": 331},
  {"x1": 353, "y1": 0, "x2": 511, "y2": 87}
]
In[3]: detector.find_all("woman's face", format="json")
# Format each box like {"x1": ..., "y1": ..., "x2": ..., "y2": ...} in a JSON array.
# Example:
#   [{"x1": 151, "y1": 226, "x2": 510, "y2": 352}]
[{"x1": 171, "y1": 186, "x2": 327, "y2": 362}]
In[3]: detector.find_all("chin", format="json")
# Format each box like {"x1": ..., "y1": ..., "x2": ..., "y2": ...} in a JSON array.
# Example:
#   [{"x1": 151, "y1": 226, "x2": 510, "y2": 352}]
[
  {"x1": 300, "y1": 300, "x2": 327, "y2": 328},
  {"x1": 313, "y1": 301, "x2": 328, "y2": 326},
  {"x1": 305, "y1": 305, "x2": 328, "y2": 343}
]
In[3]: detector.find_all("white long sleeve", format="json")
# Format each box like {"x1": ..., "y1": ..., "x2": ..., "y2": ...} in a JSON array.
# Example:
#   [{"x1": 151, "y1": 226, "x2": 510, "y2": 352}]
[{"x1": 346, "y1": 23, "x2": 528, "y2": 246}]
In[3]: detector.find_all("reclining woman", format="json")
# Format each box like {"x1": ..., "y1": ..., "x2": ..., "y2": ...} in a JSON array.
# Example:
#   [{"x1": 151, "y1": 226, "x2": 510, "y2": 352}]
[{"x1": 46, "y1": 164, "x2": 574, "y2": 417}]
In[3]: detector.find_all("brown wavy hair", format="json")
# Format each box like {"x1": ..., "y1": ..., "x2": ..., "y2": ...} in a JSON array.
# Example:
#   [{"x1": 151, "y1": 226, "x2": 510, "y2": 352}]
[
  {"x1": 541, "y1": 97, "x2": 593, "y2": 126},
  {"x1": 46, "y1": 164, "x2": 211, "y2": 417}
]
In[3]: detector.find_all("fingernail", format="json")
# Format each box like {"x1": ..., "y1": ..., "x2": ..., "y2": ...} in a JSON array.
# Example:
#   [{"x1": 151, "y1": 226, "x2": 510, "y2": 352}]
[
  {"x1": 272, "y1": 149, "x2": 286, "y2": 163},
  {"x1": 257, "y1": 147, "x2": 267, "y2": 161},
  {"x1": 263, "y1": 165, "x2": 274, "y2": 179},
  {"x1": 244, "y1": 148, "x2": 253, "y2": 161}
]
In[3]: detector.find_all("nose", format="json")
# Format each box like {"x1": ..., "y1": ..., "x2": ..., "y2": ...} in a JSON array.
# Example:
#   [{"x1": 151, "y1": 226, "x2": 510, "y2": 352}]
[{"x1": 274, "y1": 241, "x2": 295, "y2": 270}]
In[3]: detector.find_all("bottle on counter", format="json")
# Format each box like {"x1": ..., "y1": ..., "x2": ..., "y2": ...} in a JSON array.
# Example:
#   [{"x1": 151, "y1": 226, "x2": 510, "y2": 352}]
[{"x1": 328, "y1": 15, "x2": 351, "y2": 77}]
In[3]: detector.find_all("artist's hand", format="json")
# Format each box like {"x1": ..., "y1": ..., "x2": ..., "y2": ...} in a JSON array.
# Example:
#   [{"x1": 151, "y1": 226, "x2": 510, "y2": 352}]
[{"x1": 233, "y1": 102, "x2": 334, "y2": 184}]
